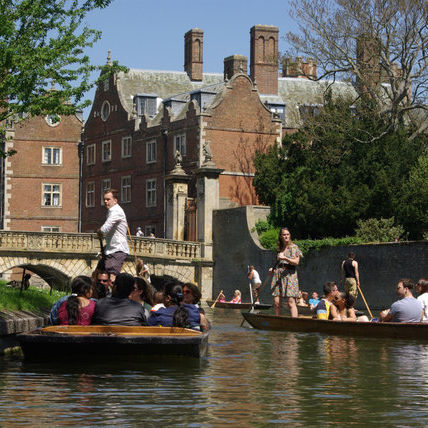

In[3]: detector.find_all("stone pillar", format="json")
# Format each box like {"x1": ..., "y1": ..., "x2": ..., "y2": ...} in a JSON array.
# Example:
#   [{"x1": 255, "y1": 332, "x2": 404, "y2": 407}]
[
  {"x1": 164, "y1": 166, "x2": 190, "y2": 241},
  {"x1": 196, "y1": 159, "x2": 223, "y2": 257}
]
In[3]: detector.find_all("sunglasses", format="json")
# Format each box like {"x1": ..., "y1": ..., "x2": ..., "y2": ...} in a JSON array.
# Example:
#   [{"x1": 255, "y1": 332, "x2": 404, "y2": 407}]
[{"x1": 183, "y1": 290, "x2": 192, "y2": 294}]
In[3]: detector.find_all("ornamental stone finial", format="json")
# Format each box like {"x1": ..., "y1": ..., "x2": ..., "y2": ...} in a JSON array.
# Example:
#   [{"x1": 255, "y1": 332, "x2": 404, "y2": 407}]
[{"x1": 107, "y1": 50, "x2": 112, "y2": 66}]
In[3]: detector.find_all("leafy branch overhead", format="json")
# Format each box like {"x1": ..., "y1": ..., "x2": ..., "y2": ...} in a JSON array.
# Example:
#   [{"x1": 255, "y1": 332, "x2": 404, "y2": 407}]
[
  {"x1": 286, "y1": 0, "x2": 428, "y2": 140},
  {"x1": 0, "y1": 0, "x2": 127, "y2": 124}
]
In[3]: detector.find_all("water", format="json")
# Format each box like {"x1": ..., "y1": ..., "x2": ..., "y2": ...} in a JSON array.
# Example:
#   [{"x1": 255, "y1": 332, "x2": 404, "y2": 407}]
[{"x1": 1, "y1": 309, "x2": 428, "y2": 426}]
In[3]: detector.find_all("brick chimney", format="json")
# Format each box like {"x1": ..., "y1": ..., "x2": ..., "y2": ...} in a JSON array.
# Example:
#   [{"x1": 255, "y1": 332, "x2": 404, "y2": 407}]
[
  {"x1": 250, "y1": 25, "x2": 279, "y2": 94},
  {"x1": 224, "y1": 55, "x2": 248, "y2": 80},
  {"x1": 184, "y1": 28, "x2": 203, "y2": 81},
  {"x1": 282, "y1": 57, "x2": 317, "y2": 79},
  {"x1": 356, "y1": 34, "x2": 381, "y2": 93}
]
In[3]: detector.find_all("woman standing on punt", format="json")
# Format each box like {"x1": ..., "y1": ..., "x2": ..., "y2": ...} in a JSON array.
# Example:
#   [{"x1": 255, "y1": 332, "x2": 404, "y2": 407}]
[{"x1": 270, "y1": 227, "x2": 302, "y2": 317}]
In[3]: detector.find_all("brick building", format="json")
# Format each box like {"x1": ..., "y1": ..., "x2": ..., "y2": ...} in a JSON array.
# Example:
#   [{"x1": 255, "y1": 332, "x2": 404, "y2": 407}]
[
  {"x1": 1, "y1": 112, "x2": 82, "y2": 232},
  {"x1": 81, "y1": 25, "x2": 355, "y2": 239}
]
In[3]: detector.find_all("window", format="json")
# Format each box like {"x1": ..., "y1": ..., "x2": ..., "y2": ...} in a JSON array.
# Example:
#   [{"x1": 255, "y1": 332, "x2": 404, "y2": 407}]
[
  {"x1": 45, "y1": 114, "x2": 61, "y2": 127},
  {"x1": 101, "y1": 100, "x2": 111, "y2": 121},
  {"x1": 86, "y1": 182, "x2": 95, "y2": 207},
  {"x1": 42, "y1": 184, "x2": 61, "y2": 207},
  {"x1": 146, "y1": 139, "x2": 157, "y2": 163},
  {"x1": 41, "y1": 226, "x2": 60, "y2": 233},
  {"x1": 103, "y1": 78, "x2": 109, "y2": 92},
  {"x1": 121, "y1": 136, "x2": 132, "y2": 158},
  {"x1": 121, "y1": 176, "x2": 131, "y2": 203},
  {"x1": 43, "y1": 147, "x2": 62, "y2": 165},
  {"x1": 174, "y1": 134, "x2": 186, "y2": 156},
  {"x1": 102, "y1": 140, "x2": 111, "y2": 162},
  {"x1": 146, "y1": 179, "x2": 157, "y2": 207},
  {"x1": 86, "y1": 144, "x2": 96, "y2": 165},
  {"x1": 101, "y1": 178, "x2": 111, "y2": 205}
]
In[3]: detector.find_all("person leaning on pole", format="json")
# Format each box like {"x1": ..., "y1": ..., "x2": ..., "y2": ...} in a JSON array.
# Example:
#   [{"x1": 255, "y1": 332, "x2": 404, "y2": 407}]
[{"x1": 97, "y1": 189, "x2": 129, "y2": 283}]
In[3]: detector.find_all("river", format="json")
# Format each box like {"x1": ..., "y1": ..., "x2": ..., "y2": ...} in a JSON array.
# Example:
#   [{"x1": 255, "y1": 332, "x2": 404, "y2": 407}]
[{"x1": 1, "y1": 308, "x2": 427, "y2": 426}]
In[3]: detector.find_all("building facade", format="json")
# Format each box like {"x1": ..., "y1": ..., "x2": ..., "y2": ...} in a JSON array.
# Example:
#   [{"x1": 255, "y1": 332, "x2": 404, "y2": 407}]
[
  {"x1": 81, "y1": 25, "x2": 355, "y2": 239},
  {"x1": 1, "y1": 112, "x2": 82, "y2": 232}
]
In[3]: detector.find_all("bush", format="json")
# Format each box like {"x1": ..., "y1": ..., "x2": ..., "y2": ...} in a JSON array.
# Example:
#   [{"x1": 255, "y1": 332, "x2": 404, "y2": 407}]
[
  {"x1": 258, "y1": 226, "x2": 362, "y2": 256},
  {"x1": 355, "y1": 217, "x2": 405, "y2": 243}
]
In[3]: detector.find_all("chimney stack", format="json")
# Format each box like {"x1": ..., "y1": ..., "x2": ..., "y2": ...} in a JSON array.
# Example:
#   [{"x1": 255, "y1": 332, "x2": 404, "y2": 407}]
[
  {"x1": 282, "y1": 57, "x2": 317, "y2": 79},
  {"x1": 250, "y1": 25, "x2": 279, "y2": 94},
  {"x1": 184, "y1": 28, "x2": 203, "y2": 81},
  {"x1": 224, "y1": 55, "x2": 248, "y2": 80}
]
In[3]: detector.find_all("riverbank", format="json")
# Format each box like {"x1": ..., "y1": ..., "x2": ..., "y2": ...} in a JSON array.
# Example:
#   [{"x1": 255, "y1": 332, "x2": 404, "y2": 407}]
[{"x1": 0, "y1": 309, "x2": 49, "y2": 354}]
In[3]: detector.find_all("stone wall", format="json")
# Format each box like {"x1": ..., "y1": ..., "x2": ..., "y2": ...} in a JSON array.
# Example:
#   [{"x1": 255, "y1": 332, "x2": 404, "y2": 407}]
[{"x1": 213, "y1": 206, "x2": 428, "y2": 310}]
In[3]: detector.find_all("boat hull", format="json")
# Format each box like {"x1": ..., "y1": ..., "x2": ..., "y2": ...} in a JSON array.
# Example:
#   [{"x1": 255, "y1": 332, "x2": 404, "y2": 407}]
[
  {"x1": 206, "y1": 300, "x2": 271, "y2": 310},
  {"x1": 17, "y1": 325, "x2": 209, "y2": 359},
  {"x1": 242, "y1": 313, "x2": 428, "y2": 340}
]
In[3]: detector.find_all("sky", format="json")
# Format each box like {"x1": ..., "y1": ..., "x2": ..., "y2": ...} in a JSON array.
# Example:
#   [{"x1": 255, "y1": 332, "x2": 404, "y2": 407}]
[{"x1": 81, "y1": 0, "x2": 297, "y2": 119}]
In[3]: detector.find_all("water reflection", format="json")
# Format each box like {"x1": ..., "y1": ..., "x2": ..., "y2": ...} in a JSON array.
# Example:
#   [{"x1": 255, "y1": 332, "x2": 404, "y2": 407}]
[{"x1": 0, "y1": 309, "x2": 427, "y2": 425}]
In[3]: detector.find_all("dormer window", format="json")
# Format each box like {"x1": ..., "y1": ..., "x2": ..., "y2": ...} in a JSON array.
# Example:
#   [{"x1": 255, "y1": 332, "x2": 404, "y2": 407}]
[
  {"x1": 266, "y1": 102, "x2": 286, "y2": 123},
  {"x1": 133, "y1": 94, "x2": 158, "y2": 117}
]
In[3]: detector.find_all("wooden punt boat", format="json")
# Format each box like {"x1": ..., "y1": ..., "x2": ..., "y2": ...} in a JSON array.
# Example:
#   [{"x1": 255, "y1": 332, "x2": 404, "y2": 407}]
[
  {"x1": 17, "y1": 325, "x2": 209, "y2": 358},
  {"x1": 241, "y1": 312, "x2": 428, "y2": 340},
  {"x1": 206, "y1": 300, "x2": 271, "y2": 310}
]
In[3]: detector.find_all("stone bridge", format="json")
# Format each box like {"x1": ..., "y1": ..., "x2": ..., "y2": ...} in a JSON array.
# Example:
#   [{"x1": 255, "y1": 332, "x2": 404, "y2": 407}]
[{"x1": 0, "y1": 231, "x2": 213, "y2": 298}]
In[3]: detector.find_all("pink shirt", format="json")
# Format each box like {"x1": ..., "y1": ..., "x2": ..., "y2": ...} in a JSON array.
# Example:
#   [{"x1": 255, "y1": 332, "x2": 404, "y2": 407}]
[{"x1": 58, "y1": 299, "x2": 96, "y2": 325}]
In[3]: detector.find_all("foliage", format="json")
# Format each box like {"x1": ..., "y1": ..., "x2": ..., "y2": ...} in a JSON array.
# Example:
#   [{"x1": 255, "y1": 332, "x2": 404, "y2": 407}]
[
  {"x1": 396, "y1": 151, "x2": 428, "y2": 239},
  {"x1": 0, "y1": 0, "x2": 126, "y2": 156},
  {"x1": 286, "y1": 0, "x2": 428, "y2": 141},
  {"x1": 355, "y1": 217, "x2": 405, "y2": 243},
  {"x1": 253, "y1": 94, "x2": 426, "y2": 239},
  {"x1": 0, "y1": 283, "x2": 66, "y2": 311},
  {"x1": 257, "y1": 225, "x2": 363, "y2": 256}
]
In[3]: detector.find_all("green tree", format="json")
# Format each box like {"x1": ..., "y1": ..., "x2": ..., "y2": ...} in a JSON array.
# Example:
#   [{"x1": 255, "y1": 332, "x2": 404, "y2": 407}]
[
  {"x1": 0, "y1": 0, "x2": 124, "y2": 134},
  {"x1": 253, "y1": 96, "x2": 426, "y2": 239}
]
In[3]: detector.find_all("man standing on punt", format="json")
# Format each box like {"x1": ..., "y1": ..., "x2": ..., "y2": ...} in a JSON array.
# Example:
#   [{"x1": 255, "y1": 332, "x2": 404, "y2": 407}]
[
  {"x1": 341, "y1": 252, "x2": 360, "y2": 299},
  {"x1": 97, "y1": 189, "x2": 129, "y2": 283},
  {"x1": 379, "y1": 279, "x2": 423, "y2": 322}
]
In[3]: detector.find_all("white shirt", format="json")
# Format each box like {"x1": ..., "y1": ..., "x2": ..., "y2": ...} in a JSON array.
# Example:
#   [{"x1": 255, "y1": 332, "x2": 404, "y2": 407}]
[
  {"x1": 417, "y1": 293, "x2": 428, "y2": 322},
  {"x1": 100, "y1": 204, "x2": 129, "y2": 255},
  {"x1": 251, "y1": 269, "x2": 261, "y2": 285}
]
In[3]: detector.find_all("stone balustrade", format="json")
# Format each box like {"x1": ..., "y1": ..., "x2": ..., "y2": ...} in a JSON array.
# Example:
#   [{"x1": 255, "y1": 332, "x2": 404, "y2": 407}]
[{"x1": 0, "y1": 231, "x2": 204, "y2": 261}]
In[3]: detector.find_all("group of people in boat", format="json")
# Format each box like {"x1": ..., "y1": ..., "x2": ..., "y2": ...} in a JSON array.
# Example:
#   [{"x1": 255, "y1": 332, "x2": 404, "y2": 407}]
[
  {"x1": 49, "y1": 269, "x2": 210, "y2": 331},
  {"x1": 217, "y1": 290, "x2": 242, "y2": 304},
  {"x1": 48, "y1": 188, "x2": 209, "y2": 331},
  {"x1": 255, "y1": 227, "x2": 427, "y2": 323}
]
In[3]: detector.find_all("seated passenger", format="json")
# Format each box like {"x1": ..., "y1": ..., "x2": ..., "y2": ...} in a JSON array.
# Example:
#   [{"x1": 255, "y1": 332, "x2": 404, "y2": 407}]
[
  {"x1": 91, "y1": 273, "x2": 146, "y2": 326},
  {"x1": 218, "y1": 292, "x2": 226, "y2": 303},
  {"x1": 333, "y1": 291, "x2": 369, "y2": 322},
  {"x1": 380, "y1": 278, "x2": 423, "y2": 323},
  {"x1": 49, "y1": 275, "x2": 93, "y2": 325},
  {"x1": 297, "y1": 291, "x2": 308, "y2": 306},
  {"x1": 91, "y1": 268, "x2": 111, "y2": 299},
  {"x1": 151, "y1": 291, "x2": 166, "y2": 312},
  {"x1": 314, "y1": 281, "x2": 340, "y2": 320},
  {"x1": 230, "y1": 290, "x2": 242, "y2": 304},
  {"x1": 130, "y1": 276, "x2": 154, "y2": 319},
  {"x1": 58, "y1": 276, "x2": 96, "y2": 325},
  {"x1": 183, "y1": 282, "x2": 210, "y2": 331},
  {"x1": 308, "y1": 291, "x2": 320, "y2": 310},
  {"x1": 147, "y1": 281, "x2": 201, "y2": 330},
  {"x1": 416, "y1": 278, "x2": 428, "y2": 322}
]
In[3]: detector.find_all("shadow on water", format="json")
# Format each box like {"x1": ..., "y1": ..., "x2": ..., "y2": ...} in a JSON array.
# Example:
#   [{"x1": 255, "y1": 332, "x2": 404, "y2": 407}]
[{"x1": 0, "y1": 308, "x2": 427, "y2": 425}]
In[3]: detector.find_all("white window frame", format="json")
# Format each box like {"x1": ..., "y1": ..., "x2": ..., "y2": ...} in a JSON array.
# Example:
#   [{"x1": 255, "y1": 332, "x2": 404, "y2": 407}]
[
  {"x1": 41, "y1": 226, "x2": 60, "y2": 233},
  {"x1": 101, "y1": 178, "x2": 111, "y2": 205},
  {"x1": 146, "y1": 139, "x2": 157, "y2": 164},
  {"x1": 86, "y1": 181, "x2": 95, "y2": 207},
  {"x1": 121, "y1": 136, "x2": 132, "y2": 158},
  {"x1": 42, "y1": 183, "x2": 62, "y2": 207},
  {"x1": 102, "y1": 140, "x2": 111, "y2": 162},
  {"x1": 146, "y1": 179, "x2": 157, "y2": 207},
  {"x1": 86, "y1": 144, "x2": 96, "y2": 165},
  {"x1": 174, "y1": 133, "x2": 186, "y2": 156},
  {"x1": 121, "y1": 176, "x2": 131, "y2": 203},
  {"x1": 42, "y1": 146, "x2": 62, "y2": 165}
]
